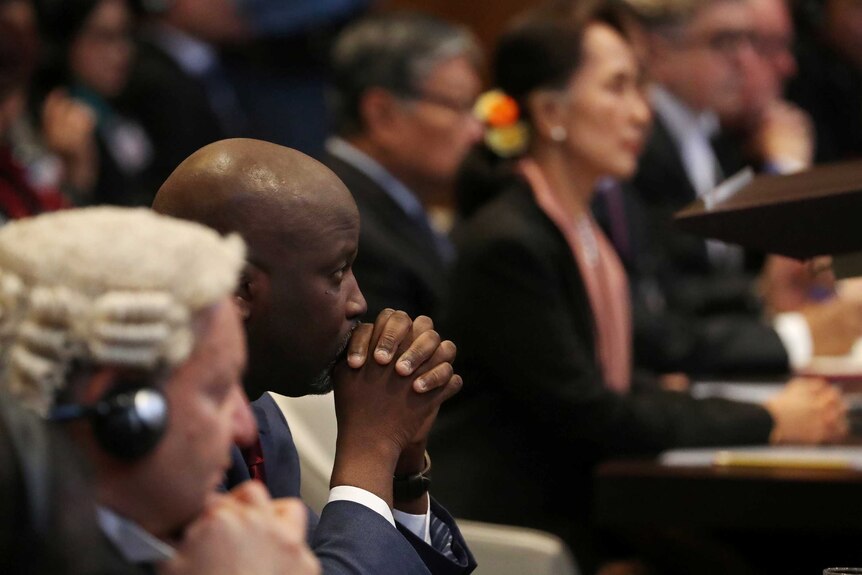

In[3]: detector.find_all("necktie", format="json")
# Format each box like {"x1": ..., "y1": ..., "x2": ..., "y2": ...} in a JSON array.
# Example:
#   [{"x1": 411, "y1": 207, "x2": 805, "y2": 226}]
[
  {"x1": 240, "y1": 437, "x2": 267, "y2": 483},
  {"x1": 430, "y1": 514, "x2": 457, "y2": 561}
]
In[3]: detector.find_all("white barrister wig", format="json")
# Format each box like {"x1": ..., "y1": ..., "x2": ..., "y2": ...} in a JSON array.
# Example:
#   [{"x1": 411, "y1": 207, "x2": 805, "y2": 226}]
[{"x1": 0, "y1": 206, "x2": 246, "y2": 413}]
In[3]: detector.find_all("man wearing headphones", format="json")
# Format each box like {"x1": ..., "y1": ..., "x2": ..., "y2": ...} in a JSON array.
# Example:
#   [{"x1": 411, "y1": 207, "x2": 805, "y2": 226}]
[{"x1": 0, "y1": 206, "x2": 321, "y2": 575}]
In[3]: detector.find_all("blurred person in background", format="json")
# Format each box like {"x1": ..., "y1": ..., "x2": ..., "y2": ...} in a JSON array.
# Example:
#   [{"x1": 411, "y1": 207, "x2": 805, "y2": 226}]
[
  {"x1": 221, "y1": 0, "x2": 374, "y2": 158},
  {"x1": 618, "y1": 0, "x2": 862, "y2": 372},
  {"x1": 154, "y1": 0, "x2": 374, "y2": 158},
  {"x1": 323, "y1": 12, "x2": 485, "y2": 320},
  {"x1": 723, "y1": 0, "x2": 845, "y2": 322},
  {"x1": 32, "y1": 0, "x2": 160, "y2": 207},
  {"x1": 2, "y1": 0, "x2": 98, "y2": 206},
  {"x1": 120, "y1": 0, "x2": 252, "y2": 188},
  {"x1": 720, "y1": 0, "x2": 813, "y2": 174},
  {"x1": 626, "y1": 0, "x2": 763, "y2": 317},
  {"x1": 0, "y1": 13, "x2": 69, "y2": 223}
]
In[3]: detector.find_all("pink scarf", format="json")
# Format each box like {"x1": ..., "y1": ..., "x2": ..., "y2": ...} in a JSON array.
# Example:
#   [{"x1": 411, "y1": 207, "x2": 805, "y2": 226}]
[{"x1": 518, "y1": 159, "x2": 632, "y2": 393}]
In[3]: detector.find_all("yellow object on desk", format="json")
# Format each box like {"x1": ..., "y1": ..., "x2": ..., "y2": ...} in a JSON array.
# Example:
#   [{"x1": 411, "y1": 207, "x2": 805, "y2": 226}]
[
  {"x1": 712, "y1": 449, "x2": 856, "y2": 470},
  {"x1": 661, "y1": 445, "x2": 862, "y2": 470}
]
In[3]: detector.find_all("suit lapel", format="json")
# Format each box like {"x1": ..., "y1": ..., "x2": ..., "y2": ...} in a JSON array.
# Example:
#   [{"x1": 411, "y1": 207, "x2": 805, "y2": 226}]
[
  {"x1": 641, "y1": 116, "x2": 699, "y2": 205},
  {"x1": 325, "y1": 153, "x2": 449, "y2": 295},
  {"x1": 519, "y1": 189, "x2": 597, "y2": 359},
  {"x1": 252, "y1": 393, "x2": 302, "y2": 498},
  {"x1": 633, "y1": 115, "x2": 713, "y2": 269}
]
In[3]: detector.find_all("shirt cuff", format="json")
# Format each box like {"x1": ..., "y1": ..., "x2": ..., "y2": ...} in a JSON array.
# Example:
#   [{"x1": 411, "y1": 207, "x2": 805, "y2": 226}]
[
  {"x1": 773, "y1": 311, "x2": 813, "y2": 371},
  {"x1": 328, "y1": 485, "x2": 395, "y2": 527},
  {"x1": 393, "y1": 498, "x2": 431, "y2": 544},
  {"x1": 762, "y1": 158, "x2": 808, "y2": 175}
]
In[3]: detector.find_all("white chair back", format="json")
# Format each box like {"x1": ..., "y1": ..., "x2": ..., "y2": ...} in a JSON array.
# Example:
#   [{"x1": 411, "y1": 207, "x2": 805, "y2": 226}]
[{"x1": 269, "y1": 391, "x2": 580, "y2": 575}]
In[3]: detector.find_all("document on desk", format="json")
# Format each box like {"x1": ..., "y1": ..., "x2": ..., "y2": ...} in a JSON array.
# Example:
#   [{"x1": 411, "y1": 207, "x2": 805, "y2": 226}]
[{"x1": 660, "y1": 446, "x2": 862, "y2": 470}]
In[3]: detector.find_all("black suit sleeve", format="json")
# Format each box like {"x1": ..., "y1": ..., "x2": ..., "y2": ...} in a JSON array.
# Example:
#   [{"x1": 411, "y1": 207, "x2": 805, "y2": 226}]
[
  {"x1": 447, "y1": 207, "x2": 773, "y2": 459},
  {"x1": 593, "y1": 182, "x2": 790, "y2": 377}
]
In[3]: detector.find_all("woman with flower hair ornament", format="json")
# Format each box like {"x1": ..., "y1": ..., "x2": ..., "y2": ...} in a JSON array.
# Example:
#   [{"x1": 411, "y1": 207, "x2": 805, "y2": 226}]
[{"x1": 429, "y1": 2, "x2": 848, "y2": 573}]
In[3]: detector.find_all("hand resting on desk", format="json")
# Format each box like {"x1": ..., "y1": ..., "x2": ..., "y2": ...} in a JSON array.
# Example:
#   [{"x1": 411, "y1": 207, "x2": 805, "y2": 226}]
[
  {"x1": 764, "y1": 377, "x2": 848, "y2": 444},
  {"x1": 802, "y1": 298, "x2": 862, "y2": 356}
]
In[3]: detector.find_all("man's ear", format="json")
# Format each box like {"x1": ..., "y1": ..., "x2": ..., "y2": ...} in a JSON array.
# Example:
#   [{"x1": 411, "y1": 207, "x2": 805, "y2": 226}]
[
  {"x1": 235, "y1": 263, "x2": 268, "y2": 321},
  {"x1": 359, "y1": 86, "x2": 405, "y2": 143}
]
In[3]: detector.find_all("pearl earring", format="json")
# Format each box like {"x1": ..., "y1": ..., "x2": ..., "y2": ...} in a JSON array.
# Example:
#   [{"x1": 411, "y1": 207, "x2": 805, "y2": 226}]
[{"x1": 550, "y1": 126, "x2": 567, "y2": 142}]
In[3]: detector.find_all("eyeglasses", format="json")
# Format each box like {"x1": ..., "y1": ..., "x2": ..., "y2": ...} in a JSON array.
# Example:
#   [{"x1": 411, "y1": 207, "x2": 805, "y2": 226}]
[
  {"x1": 683, "y1": 29, "x2": 758, "y2": 57},
  {"x1": 405, "y1": 92, "x2": 477, "y2": 118}
]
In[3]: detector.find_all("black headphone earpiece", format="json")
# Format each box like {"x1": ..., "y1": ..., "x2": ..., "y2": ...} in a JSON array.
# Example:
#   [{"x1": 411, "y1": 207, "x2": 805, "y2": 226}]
[{"x1": 50, "y1": 382, "x2": 169, "y2": 460}]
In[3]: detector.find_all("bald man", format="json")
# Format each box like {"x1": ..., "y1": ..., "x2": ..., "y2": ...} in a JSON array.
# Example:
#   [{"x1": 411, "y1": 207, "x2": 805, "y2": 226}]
[{"x1": 153, "y1": 138, "x2": 476, "y2": 575}]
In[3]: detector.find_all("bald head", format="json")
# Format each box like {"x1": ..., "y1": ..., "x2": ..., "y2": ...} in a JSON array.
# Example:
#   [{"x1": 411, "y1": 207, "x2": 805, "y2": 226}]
[
  {"x1": 153, "y1": 138, "x2": 357, "y2": 253},
  {"x1": 153, "y1": 138, "x2": 366, "y2": 399}
]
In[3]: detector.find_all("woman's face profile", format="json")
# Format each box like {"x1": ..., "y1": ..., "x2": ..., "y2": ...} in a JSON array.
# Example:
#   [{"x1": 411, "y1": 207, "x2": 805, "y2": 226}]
[{"x1": 556, "y1": 22, "x2": 652, "y2": 181}]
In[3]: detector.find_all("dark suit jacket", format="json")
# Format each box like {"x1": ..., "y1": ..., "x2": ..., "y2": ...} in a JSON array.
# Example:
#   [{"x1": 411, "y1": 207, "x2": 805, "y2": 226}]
[
  {"x1": 630, "y1": 115, "x2": 765, "y2": 315},
  {"x1": 226, "y1": 393, "x2": 476, "y2": 575},
  {"x1": 323, "y1": 151, "x2": 449, "y2": 321},
  {"x1": 786, "y1": 35, "x2": 862, "y2": 164},
  {"x1": 0, "y1": 393, "x2": 139, "y2": 575},
  {"x1": 94, "y1": 541, "x2": 154, "y2": 575},
  {"x1": 592, "y1": 180, "x2": 790, "y2": 377},
  {"x1": 429, "y1": 182, "x2": 773, "y2": 571},
  {"x1": 87, "y1": 113, "x2": 161, "y2": 208},
  {"x1": 621, "y1": 114, "x2": 792, "y2": 376},
  {"x1": 120, "y1": 35, "x2": 236, "y2": 189}
]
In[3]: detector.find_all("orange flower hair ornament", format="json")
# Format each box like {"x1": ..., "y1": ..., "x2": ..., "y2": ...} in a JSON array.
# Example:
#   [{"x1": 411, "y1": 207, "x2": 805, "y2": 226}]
[{"x1": 473, "y1": 90, "x2": 529, "y2": 158}]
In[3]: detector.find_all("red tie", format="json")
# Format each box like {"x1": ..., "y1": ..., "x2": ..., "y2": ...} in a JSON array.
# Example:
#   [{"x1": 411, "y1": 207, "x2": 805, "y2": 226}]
[{"x1": 240, "y1": 437, "x2": 267, "y2": 483}]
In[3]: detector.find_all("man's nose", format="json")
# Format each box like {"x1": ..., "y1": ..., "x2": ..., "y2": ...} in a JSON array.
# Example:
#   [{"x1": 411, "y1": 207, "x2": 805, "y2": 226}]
[
  {"x1": 232, "y1": 389, "x2": 259, "y2": 447},
  {"x1": 345, "y1": 273, "x2": 367, "y2": 319}
]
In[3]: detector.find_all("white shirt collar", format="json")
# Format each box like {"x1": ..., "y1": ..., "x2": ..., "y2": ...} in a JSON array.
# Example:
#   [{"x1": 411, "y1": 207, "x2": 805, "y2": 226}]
[
  {"x1": 97, "y1": 505, "x2": 175, "y2": 565},
  {"x1": 650, "y1": 85, "x2": 725, "y2": 197},
  {"x1": 142, "y1": 22, "x2": 218, "y2": 77},
  {"x1": 650, "y1": 85, "x2": 720, "y2": 147}
]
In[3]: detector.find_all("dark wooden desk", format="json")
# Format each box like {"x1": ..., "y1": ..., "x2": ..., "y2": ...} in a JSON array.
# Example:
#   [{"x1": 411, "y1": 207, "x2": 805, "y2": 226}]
[
  {"x1": 592, "y1": 379, "x2": 862, "y2": 573},
  {"x1": 594, "y1": 457, "x2": 862, "y2": 531},
  {"x1": 593, "y1": 456, "x2": 862, "y2": 574}
]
